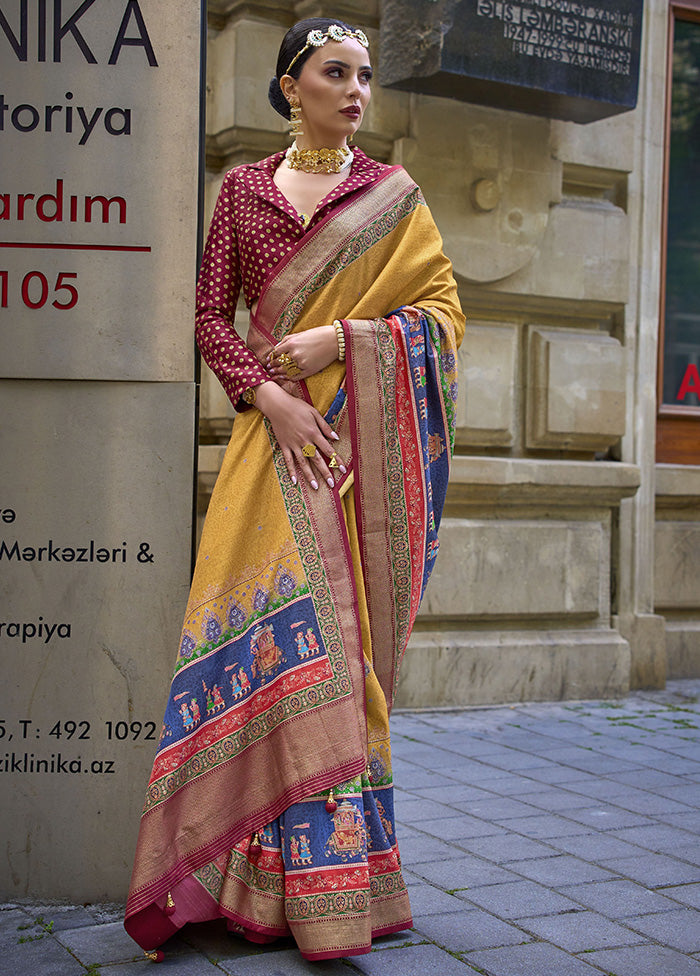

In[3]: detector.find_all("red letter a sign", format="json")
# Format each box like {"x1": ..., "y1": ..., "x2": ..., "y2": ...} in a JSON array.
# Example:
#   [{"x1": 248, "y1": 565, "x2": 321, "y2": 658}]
[{"x1": 677, "y1": 364, "x2": 700, "y2": 401}]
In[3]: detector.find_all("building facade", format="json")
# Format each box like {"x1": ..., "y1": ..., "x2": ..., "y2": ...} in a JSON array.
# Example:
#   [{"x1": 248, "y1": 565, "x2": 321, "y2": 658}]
[{"x1": 198, "y1": 0, "x2": 700, "y2": 706}]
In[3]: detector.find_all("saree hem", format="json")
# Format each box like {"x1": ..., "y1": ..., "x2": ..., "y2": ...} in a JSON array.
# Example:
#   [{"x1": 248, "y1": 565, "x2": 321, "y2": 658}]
[
  {"x1": 302, "y1": 945, "x2": 371, "y2": 961},
  {"x1": 221, "y1": 906, "x2": 290, "y2": 940},
  {"x1": 299, "y1": 918, "x2": 414, "y2": 961},
  {"x1": 124, "y1": 906, "x2": 180, "y2": 953},
  {"x1": 125, "y1": 753, "x2": 366, "y2": 919},
  {"x1": 229, "y1": 928, "x2": 280, "y2": 946}
]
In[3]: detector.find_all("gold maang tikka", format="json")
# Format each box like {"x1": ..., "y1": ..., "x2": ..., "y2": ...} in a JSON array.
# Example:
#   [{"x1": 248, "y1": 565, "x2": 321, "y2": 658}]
[{"x1": 289, "y1": 100, "x2": 303, "y2": 137}]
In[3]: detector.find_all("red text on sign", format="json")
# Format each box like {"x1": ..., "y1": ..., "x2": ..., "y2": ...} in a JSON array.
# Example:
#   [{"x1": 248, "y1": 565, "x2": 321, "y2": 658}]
[{"x1": 0, "y1": 271, "x2": 78, "y2": 310}]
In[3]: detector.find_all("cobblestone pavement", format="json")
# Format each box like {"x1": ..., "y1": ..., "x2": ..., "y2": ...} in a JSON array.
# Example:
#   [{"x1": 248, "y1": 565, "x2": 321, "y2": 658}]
[{"x1": 3, "y1": 679, "x2": 700, "y2": 976}]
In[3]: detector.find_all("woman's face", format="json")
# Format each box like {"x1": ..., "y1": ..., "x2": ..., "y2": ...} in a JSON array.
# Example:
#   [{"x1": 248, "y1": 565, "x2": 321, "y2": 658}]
[{"x1": 284, "y1": 37, "x2": 372, "y2": 147}]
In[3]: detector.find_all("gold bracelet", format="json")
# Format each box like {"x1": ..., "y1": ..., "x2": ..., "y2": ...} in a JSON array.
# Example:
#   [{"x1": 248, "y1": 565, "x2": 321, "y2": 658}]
[{"x1": 333, "y1": 319, "x2": 346, "y2": 362}]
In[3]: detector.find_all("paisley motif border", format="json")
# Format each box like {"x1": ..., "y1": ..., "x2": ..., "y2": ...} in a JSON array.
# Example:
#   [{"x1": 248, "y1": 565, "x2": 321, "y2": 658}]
[
  {"x1": 272, "y1": 188, "x2": 423, "y2": 340},
  {"x1": 267, "y1": 421, "x2": 356, "y2": 688},
  {"x1": 374, "y1": 319, "x2": 416, "y2": 660}
]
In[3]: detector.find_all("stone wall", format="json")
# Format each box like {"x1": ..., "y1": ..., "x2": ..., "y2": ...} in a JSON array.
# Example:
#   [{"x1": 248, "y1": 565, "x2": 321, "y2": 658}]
[
  {"x1": 199, "y1": 0, "x2": 696, "y2": 704},
  {"x1": 655, "y1": 466, "x2": 700, "y2": 678}
]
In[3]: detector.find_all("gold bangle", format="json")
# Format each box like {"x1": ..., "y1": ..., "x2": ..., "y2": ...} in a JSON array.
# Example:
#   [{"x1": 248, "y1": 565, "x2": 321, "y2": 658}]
[{"x1": 333, "y1": 319, "x2": 346, "y2": 362}]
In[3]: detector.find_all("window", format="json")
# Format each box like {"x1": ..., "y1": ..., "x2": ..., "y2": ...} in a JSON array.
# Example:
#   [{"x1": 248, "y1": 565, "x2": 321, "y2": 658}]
[{"x1": 657, "y1": 2, "x2": 700, "y2": 463}]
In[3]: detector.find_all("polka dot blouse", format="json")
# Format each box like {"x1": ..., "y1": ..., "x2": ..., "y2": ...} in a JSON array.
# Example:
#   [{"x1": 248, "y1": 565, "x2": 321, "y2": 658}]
[{"x1": 195, "y1": 148, "x2": 389, "y2": 409}]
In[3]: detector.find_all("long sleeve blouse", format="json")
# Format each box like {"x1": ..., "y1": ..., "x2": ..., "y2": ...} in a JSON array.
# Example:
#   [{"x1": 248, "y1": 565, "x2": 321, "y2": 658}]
[{"x1": 195, "y1": 149, "x2": 389, "y2": 409}]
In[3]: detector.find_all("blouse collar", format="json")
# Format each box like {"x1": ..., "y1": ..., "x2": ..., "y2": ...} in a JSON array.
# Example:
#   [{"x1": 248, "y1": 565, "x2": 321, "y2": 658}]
[{"x1": 236, "y1": 148, "x2": 390, "y2": 226}]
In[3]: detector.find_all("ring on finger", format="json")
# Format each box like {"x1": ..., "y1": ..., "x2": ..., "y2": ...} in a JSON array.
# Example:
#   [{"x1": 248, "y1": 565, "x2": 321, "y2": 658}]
[
  {"x1": 302, "y1": 443, "x2": 317, "y2": 458},
  {"x1": 285, "y1": 361, "x2": 302, "y2": 378},
  {"x1": 328, "y1": 452, "x2": 340, "y2": 469}
]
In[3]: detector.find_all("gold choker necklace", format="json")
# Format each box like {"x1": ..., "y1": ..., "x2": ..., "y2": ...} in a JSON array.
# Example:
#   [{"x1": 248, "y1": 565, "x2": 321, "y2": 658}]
[{"x1": 286, "y1": 142, "x2": 353, "y2": 175}]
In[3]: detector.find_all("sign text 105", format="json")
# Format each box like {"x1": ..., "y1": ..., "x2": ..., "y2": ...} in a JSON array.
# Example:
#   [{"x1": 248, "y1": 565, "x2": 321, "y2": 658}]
[{"x1": 0, "y1": 271, "x2": 78, "y2": 310}]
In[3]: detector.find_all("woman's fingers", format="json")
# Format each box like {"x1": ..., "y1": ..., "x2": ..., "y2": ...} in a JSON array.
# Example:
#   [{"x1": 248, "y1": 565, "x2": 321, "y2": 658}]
[
  {"x1": 295, "y1": 452, "x2": 318, "y2": 491},
  {"x1": 312, "y1": 427, "x2": 346, "y2": 475},
  {"x1": 310, "y1": 451, "x2": 334, "y2": 490},
  {"x1": 266, "y1": 355, "x2": 306, "y2": 382},
  {"x1": 268, "y1": 363, "x2": 308, "y2": 382},
  {"x1": 282, "y1": 445, "x2": 344, "y2": 491},
  {"x1": 318, "y1": 415, "x2": 341, "y2": 446},
  {"x1": 293, "y1": 444, "x2": 332, "y2": 491},
  {"x1": 259, "y1": 386, "x2": 346, "y2": 489},
  {"x1": 280, "y1": 445, "x2": 298, "y2": 486},
  {"x1": 310, "y1": 412, "x2": 347, "y2": 480},
  {"x1": 294, "y1": 443, "x2": 346, "y2": 490},
  {"x1": 326, "y1": 446, "x2": 347, "y2": 477},
  {"x1": 266, "y1": 326, "x2": 340, "y2": 382}
]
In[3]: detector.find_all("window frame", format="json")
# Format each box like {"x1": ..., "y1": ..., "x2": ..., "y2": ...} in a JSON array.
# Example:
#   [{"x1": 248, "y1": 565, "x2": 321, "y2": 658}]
[{"x1": 656, "y1": 0, "x2": 700, "y2": 464}]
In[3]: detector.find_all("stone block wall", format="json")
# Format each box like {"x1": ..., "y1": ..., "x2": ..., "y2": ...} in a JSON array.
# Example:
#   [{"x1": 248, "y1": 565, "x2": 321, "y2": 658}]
[
  {"x1": 197, "y1": 0, "x2": 689, "y2": 704},
  {"x1": 655, "y1": 466, "x2": 700, "y2": 678}
]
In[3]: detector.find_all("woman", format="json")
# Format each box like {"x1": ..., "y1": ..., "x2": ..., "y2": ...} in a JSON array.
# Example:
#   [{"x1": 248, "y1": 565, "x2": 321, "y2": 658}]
[{"x1": 125, "y1": 17, "x2": 464, "y2": 962}]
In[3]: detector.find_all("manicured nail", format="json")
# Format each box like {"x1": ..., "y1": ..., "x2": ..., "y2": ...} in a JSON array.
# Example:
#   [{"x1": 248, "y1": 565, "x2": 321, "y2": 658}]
[
  {"x1": 291, "y1": 475, "x2": 297, "y2": 485},
  {"x1": 327, "y1": 477, "x2": 334, "y2": 488},
  {"x1": 330, "y1": 431, "x2": 340, "y2": 440},
  {"x1": 339, "y1": 464, "x2": 347, "y2": 474},
  {"x1": 311, "y1": 480, "x2": 318, "y2": 490}
]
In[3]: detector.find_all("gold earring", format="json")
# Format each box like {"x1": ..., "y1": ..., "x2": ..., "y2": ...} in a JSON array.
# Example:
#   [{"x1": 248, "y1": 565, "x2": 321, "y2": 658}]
[{"x1": 289, "y1": 101, "x2": 303, "y2": 137}]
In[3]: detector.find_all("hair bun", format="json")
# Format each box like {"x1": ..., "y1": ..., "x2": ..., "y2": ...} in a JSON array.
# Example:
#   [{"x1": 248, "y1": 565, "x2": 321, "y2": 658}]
[{"x1": 268, "y1": 77, "x2": 290, "y2": 120}]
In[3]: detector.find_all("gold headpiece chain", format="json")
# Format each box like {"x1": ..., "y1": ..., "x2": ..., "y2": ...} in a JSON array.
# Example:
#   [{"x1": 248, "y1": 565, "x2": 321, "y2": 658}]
[{"x1": 286, "y1": 25, "x2": 369, "y2": 76}]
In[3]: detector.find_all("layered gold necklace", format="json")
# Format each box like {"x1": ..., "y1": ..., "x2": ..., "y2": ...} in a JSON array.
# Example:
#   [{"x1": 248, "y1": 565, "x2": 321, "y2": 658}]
[{"x1": 286, "y1": 141, "x2": 353, "y2": 175}]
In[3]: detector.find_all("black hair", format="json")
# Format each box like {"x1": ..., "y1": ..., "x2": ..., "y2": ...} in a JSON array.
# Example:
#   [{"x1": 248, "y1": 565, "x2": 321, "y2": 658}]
[{"x1": 267, "y1": 17, "x2": 359, "y2": 120}]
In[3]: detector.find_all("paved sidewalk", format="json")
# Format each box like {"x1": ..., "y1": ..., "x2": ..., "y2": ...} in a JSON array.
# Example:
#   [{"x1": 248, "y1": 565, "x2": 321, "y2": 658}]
[{"x1": 3, "y1": 679, "x2": 700, "y2": 976}]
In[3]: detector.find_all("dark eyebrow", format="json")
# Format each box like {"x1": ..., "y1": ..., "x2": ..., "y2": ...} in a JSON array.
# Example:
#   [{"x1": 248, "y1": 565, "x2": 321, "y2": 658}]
[{"x1": 322, "y1": 58, "x2": 372, "y2": 70}]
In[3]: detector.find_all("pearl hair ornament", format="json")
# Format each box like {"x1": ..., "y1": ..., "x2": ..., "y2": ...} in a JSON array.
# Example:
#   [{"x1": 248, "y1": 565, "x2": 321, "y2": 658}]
[{"x1": 285, "y1": 24, "x2": 369, "y2": 75}]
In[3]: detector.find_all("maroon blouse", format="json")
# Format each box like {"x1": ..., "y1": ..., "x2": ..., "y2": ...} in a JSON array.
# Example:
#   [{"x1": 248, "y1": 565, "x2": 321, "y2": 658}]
[{"x1": 195, "y1": 148, "x2": 390, "y2": 409}]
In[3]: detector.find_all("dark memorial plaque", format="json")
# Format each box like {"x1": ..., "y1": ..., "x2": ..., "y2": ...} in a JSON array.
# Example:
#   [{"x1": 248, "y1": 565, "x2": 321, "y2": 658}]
[{"x1": 380, "y1": 0, "x2": 643, "y2": 123}]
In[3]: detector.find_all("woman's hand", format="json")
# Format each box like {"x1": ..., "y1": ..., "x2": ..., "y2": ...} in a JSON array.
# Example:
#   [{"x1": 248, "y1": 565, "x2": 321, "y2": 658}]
[
  {"x1": 255, "y1": 381, "x2": 346, "y2": 490},
  {"x1": 266, "y1": 326, "x2": 339, "y2": 382}
]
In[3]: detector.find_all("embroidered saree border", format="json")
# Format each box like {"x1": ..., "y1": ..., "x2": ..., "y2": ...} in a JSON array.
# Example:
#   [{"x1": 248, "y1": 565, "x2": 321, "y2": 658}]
[
  {"x1": 142, "y1": 414, "x2": 365, "y2": 815},
  {"x1": 345, "y1": 321, "x2": 400, "y2": 710},
  {"x1": 252, "y1": 166, "x2": 420, "y2": 341},
  {"x1": 268, "y1": 413, "x2": 367, "y2": 760},
  {"x1": 345, "y1": 317, "x2": 425, "y2": 711},
  {"x1": 191, "y1": 776, "x2": 411, "y2": 960},
  {"x1": 375, "y1": 319, "x2": 424, "y2": 680},
  {"x1": 345, "y1": 307, "x2": 460, "y2": 711}
]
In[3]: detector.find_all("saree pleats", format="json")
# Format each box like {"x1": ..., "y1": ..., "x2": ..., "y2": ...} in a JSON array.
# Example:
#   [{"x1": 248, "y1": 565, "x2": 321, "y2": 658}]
[
  {"x1": 173, "y1": 488, "x2": 411, "y2": 960},
  {"x1": 125, "y1": 164, "x2": 464, "y2": 957}
]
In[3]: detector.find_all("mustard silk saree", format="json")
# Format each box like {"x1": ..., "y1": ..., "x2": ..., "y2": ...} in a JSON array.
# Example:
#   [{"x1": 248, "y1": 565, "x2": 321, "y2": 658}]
[{"x1": 125, "y1": 163, "x2": 464, "y2": 958}]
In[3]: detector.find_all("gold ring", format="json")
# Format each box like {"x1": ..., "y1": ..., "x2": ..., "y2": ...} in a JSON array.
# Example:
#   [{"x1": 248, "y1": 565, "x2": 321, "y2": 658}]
[
  {"x1": 284, "y1": 361, "x2": 302, "y2": 378},
  {"x1": 302, "y1": 443, "x2": 316, "y2": 458},
  {"x1": 328, "y1": 453, "x2": 340, "y2": 469},
  {"x1": 278, "y1": 352, "x2": 292, "y2": 366}
]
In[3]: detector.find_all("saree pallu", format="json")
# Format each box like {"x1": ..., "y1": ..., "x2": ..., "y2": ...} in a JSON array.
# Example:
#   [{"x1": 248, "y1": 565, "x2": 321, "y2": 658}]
[{"x1": 125, "y1": 165, "x2": 464, "y2": 959}]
